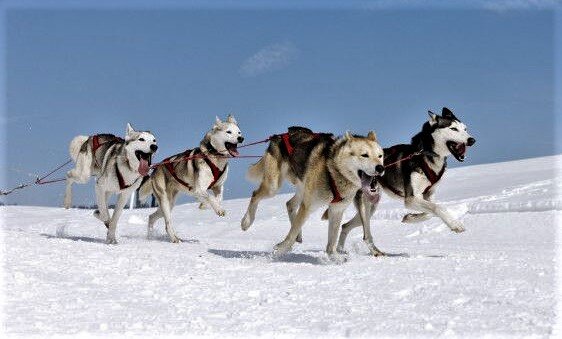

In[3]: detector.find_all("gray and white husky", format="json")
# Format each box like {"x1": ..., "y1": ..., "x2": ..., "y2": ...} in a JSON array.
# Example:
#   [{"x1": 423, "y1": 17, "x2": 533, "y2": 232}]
[
  {"x1": 241, "y1": 127, "x2": 385, "y2": 256},
  {"x1": 64, "y1": 123, "x2": 158, "y2": 244},
  {"x1": 139, "y1": 115, "x2": 244, "y2": 243},
  {"x1": 336, "y1": 107, "x2": 476, "y2": 254}
]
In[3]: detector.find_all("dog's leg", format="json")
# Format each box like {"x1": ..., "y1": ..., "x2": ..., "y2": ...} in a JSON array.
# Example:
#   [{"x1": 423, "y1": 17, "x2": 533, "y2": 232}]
[
  {"x1": 337, "y1": 192, "x2": 377, "y2": 253},
  {"x1": 106, "y1": 192, "x2": 129, "y2": 244},
  {"x1": 402, "y1": 212, "x2": 431, "y2": 223},
  {"x1": 157, "y1": 190, "x2": 181, "y2": 243},
  {"x1": 147, "y1": 207, "x2": 163, "y2": 239},
  {"x1": 193, "y1": 189, "x2": 225, "y2": 217},
  {"x1": 274, "y1": 201, "x2": 314, "y2": 254},
  {"x1": 286, "y1": 191, "x2": 303, "y2": 243},
  {"x1": 325, "y1": 205, "x2": 345, "y2": 255},
  {"x1": 402, "y1": 191, "x2": 433, "y2": 223},
  {"x1": 404, "y1": 197, "x2": 464, "y2": 233},
  {"x1": 405, "y1": 174, "x2": 464, "y2": 233},
  {"x1": 357, "y1": 194, "x2": 384, "y2": 257},
  {"x1": 93, "y1": 185, "x2": 110, "y2": 228},
  {"x1": 63, "y1": 153, "x2": 92, "y2": 209},
  {"x1": 200, "y1": 185, "x2": 223, "y2": 210},
  {"x1": 241, "y1": 154, "x2": 281, "y2": 231}
]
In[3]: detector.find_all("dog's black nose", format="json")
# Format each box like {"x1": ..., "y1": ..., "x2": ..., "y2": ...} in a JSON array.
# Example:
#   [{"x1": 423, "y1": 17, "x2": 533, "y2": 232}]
[
  {"x1": 467, "y1": 137, "x2": 476, "y2": 146},
  {"x1": 375, "y1": 165, "x2": 385, "y2": 175},
  {"x1": 238, "y1": 136, "x2": 244, "y2": 143},
  {"x1": 150, "y1": 144, "x2": 158, "y2": 152}
]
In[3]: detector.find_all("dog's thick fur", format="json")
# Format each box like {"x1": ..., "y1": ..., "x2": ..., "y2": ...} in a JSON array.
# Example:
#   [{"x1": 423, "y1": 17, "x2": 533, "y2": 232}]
[
  {"x1": 64, "y1": 123, "x2": 158, "y2": 244},
  {"x1": 241, "y1": 127, "x2": 385, "y2": 256},
  {"x1": 336, "y1": 107, "x2": 476, "y2": 254},
  {"x1": 139, "y1": 115, "x2": 244, "y2": 243}
]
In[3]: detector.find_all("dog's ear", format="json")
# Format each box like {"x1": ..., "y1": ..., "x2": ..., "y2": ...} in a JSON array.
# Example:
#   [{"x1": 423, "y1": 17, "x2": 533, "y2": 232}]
[
  {"x1": 367, "y1": 131, "x2": 377, "y2": 142},
  {"x1": 442, "y1": 107, "x2": 458, "y2": 121},
  {"x1": 214, "y1": 116, "x2": 223, "y2": 129},
  {"x1": 428, "y1": 110, "x2": 438, "y2": 126},
  {"x1": 126, "y1": 123, "x2": 135, "y2": 135},
  {"x1": 344, "y1": 131, "x2": 354, "y2": 141},
  {"x1": 226, "y1": 114, "x2": 237, "y2": 124}
]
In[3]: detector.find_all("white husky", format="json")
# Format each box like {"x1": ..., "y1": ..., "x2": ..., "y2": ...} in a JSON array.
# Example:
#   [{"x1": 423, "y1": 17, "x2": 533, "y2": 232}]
[
  {"x1": 139, "y1": 115, "x2": 244, "y2": 243},
  {"x1": 64, "y1": 123, "x2": 158, "y2": 244}
]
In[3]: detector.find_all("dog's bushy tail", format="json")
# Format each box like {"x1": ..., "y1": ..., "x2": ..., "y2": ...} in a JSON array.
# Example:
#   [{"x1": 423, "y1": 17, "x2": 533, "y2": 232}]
[
  {"x1": 69, "y1": 135, "x2": 88, "y2": 162},
  {"x1": 246, "y1": 157, "x2": 266, "y2": 183},
  {"x1": 138, "y1": 176, "x2": 154, "y2": 200}
]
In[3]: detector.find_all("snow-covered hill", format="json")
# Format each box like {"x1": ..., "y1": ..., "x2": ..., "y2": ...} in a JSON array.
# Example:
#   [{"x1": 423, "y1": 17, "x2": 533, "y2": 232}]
[{"x1": 2, "y1": 155, "x2": 561, "y2": 337}]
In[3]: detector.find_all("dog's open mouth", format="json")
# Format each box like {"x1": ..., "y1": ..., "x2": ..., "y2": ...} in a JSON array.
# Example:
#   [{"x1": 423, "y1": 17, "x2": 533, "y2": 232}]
[
  {"x1": 358, "y1": 170, "x2": 380, "y2": 204},
  {"x1": 446, "y1": 141, "x2": 467, "y2": 162},
  {"x1": 225, "y1": 142, "x2": 240, "y2": 157},
  {"x1": 135, "y1": 151, "x2": 153, "y2": 176}
]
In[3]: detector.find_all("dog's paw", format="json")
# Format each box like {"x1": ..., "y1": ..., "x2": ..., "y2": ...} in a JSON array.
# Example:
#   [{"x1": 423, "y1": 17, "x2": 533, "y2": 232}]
[
  {"x1": 241, "y1": 214, "x2": 253, "y2": 231},
  {"x1": 216, "y1": 209, "x2": 226, "y2": 217},
  {"x1": 449, "y1": 220, "x2": 465, "y2": 233},
  {"x1": 402, "y1": 213, "x2": 430, "y2": 224},
  {"x1": 273, "y1": 242, "x2": 292, "y2": 256},
  {"x1": 336, "y1": 246, "x2": 348, "y2": 255},
  {"x1": 296, "y1": 233, "x2": 303, "y2": 243},
  {"x1": 326, "y1": 253, "x2": 348, "y2": 264},
  {"x1": 170, "y1": 236, "x2": 182, "y2": 243},
  {"x1": 106, "y1": 236, "x2": 118, "y2": 245},
  {"x1": 198, "y1": 203, "x2": 209, "y2": 210}
]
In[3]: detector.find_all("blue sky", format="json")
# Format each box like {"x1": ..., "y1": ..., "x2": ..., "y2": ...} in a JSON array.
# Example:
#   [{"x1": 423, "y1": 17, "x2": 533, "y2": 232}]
[{"x1": 1, "y1": 3, "x2": 559, "y2": 206}]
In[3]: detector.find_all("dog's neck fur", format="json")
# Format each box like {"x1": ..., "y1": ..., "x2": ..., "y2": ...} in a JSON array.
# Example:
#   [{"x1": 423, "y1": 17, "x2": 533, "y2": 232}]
[
  {"x1": 411, "y1": 123, "x2": 448, "y2": 173},
  {"x1": 200, "y1": 135, "x2": 228, "y2": 168},
  {"x1": 327, "y1": 139, "x2": 362, "y2": 197}
]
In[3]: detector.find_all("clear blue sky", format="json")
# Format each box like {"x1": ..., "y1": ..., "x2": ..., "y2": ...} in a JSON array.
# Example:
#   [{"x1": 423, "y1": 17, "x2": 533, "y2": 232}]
[{"x1": 1, "y1": 4, "x2": 558, "y2": 206}]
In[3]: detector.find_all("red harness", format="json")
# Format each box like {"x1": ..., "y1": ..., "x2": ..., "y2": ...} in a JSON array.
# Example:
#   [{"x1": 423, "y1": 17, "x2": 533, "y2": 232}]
[
  {"x1": 279, "y1": 132, "x2": 343, "y2": 204},
  {"x1": 380, "y1": 146, "x2": 445, "y2": 196},
  {"x1": 163, "y1": 149, "x2": 226, "y2": 191},
  {"x1": 419, "y1": 159, "x2": 446, "y2": 194},
  {"x1": 115, "y1": 164, "x2": 138, "y2": 190}
]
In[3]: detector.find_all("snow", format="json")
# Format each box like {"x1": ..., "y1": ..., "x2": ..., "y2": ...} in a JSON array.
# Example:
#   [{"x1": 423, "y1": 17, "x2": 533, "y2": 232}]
[{"x1": 2, "y1": 155, "x2": 561, "y2": 337}]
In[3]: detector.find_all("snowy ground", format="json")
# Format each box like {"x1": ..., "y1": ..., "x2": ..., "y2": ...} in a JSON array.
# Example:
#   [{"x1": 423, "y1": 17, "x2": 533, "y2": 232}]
[{"x1": 2, "y1": 155, "x2": 561, "y2": 337}]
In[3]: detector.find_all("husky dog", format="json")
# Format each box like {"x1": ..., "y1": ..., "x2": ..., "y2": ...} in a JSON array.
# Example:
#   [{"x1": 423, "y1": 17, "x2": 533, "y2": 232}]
[
  {"x1": 241, "y1": 127, "x2": 385, "y2": 256},
  {"x1": 336, "y1": 107, "x2": 476, "y2": 254},
  {"x1": 139, "y1": 115, "x2": 244, "y2": 243},
  {"x1": 64, "y1": 123, "x2": 158, "y2": 244}
]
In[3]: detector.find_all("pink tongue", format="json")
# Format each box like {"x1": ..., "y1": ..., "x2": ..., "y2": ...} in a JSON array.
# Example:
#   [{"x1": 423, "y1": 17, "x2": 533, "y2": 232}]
[{"x1": 139, "y1": 159, "x2": 150, "y2": 176}]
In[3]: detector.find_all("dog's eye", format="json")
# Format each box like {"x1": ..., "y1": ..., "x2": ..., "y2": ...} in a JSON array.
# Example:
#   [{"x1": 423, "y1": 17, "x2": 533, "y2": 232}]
[
  {"x1": 226, "y1": 131, "x2": 232, "y2": 134},
  {"x1": 378, "y1": 155, "x2": 383, "y2": 159},
  {"x1": 361, "y1": 153, "x2": 369, "y2": 158},
  {"x1": 450, "y1": 127, "x2": 458, "y2": 132},
  {"x1": 139, "y1": 138, "x2": 145, "y2": 141},
  {"x1": 153, "y1": 139, "x2": 156, "y2": 142}
]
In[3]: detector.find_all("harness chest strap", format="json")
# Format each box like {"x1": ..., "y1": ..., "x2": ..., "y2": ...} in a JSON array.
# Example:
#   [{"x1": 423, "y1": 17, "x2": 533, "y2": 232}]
[
  {"x1": 420, "y1": 159, "x2": 446, "y2": 194},
  {"x1": 327, "y1": 170, "x2": 344, "y2": 204},
  {"x1": 163, "y1": 149, "x2": 226, "y2": 190},
  {"x1": 115, "y1": 163, "x2": 138, "y2": 190}
]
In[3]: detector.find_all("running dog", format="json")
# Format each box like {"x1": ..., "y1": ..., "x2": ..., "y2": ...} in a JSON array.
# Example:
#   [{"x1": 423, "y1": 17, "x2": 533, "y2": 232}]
[
  {"x1": 64, "y1": 123, "x2": 158, "y2": 244},
  {"x1": 336, "y1": 107, "x2": 476, "y2": 254},
  {"x1": 139, "y1": 115, "x2": 244, "y2": 243},
  {"x1": 241, "y1": 127, "x2": 385, "y2": 256}
]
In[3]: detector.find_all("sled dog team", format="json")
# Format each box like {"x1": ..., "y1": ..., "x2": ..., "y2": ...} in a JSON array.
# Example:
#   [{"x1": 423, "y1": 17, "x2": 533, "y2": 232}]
[{"x1": 65, "y1": 108, "x2": 475, "y2": 256}]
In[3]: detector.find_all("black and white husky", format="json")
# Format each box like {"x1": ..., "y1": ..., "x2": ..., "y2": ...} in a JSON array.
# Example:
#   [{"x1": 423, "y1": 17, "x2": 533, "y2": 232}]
[
  {"x1": 64, "y1": 123, "x2": 158, "y2": 244},
  {"x1": 337, "y1": 107, "x2": 476, "y2": 254}
]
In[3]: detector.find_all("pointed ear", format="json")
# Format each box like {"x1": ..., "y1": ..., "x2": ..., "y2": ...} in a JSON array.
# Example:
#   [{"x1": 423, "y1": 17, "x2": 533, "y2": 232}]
[
  {"x1": 126, "y1": 123, "x2": 135, "y2": 135},
  {"x1": 226, "y1": 114, "x2": 237, "y2": 124},
  {"x1": 442, "y1": 107, "x2": 457, "y2": 120},
  {"x1": 367, "y1": 131, "x2": 377, "y2": 142},
  {"x1": 213, "y1": 116, "x2": 222, "y2": 129},
  {"x1": 344, "y1": 131, "x2": 354, "y2": 141},
  {"x1": 428, "y1": 110, "x2": 438, "y2": 126}
]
